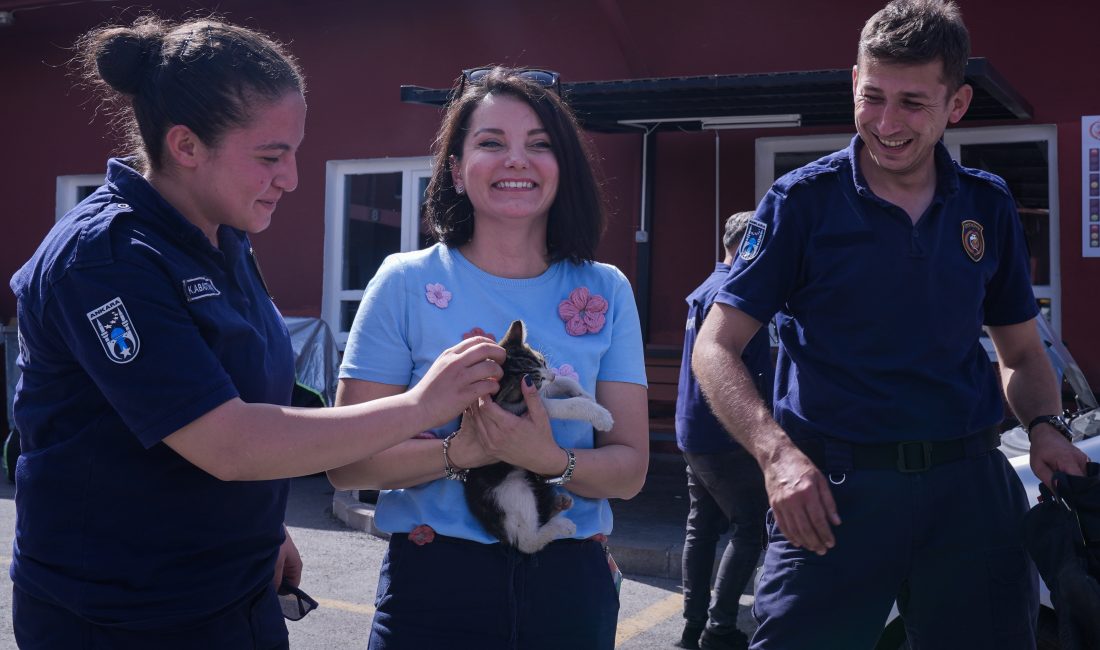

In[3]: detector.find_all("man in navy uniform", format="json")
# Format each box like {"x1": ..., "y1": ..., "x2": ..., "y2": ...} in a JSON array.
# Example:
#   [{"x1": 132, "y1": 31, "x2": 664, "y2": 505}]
[
  {"x1": 693, "y1": 1, "x2": 1088, "y2": 648},
  {"x1": 675, "y1": 212, "x2": 771, "y2": 650}
]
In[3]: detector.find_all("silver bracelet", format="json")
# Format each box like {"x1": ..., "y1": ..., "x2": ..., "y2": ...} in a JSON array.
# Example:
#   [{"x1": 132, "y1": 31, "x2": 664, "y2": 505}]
[
  {"x1": 543, "y1": 447, "x2": 576, "y2": 486},
  {"x1": 442, "y1": 431, "x2": 468, "y2": 482}
]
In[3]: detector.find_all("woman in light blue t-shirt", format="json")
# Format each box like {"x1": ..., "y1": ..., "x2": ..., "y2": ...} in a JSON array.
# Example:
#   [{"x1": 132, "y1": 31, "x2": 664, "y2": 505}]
[{"x1": 330, "y1": 66, "x2": 649, "y2": 650}]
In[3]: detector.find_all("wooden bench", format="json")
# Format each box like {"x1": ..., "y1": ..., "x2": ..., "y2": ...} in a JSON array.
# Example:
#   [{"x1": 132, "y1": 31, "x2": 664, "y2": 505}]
[{"x1": 645, "y1": 346, "x2": 682, "y2": 452}]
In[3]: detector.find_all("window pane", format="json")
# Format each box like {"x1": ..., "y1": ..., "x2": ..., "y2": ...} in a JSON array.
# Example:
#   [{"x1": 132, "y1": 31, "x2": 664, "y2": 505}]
[
  {"x1": 340, "y1": 300, "x2": 360, "y2": 333},
  {"x1": 417, "y1": 176, "x2": 434, "y2": 250},
  {"x1": 774, "y1": 151, "x2": 833, "y2": 179},
  {"x1": 343, "y1": 172, "x2": 403, "y2": 291},
  {"x1": 77, "y1": 185, "x2": 98, "y2": 202},
  {"x1": 960, "y1": 142, "x2": 1050, "y2": 286}
]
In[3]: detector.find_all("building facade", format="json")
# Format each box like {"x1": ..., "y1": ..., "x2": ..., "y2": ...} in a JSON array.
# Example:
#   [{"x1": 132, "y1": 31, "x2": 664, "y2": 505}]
[{"x1": 3, "y1": 0, "x2": 1099, "y2": 432}]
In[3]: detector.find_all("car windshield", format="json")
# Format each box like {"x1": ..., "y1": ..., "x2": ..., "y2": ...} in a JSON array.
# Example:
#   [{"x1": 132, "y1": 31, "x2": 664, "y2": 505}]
[{"x1": 1037, "y1": 316, "x2": 1098, "y2": 412}]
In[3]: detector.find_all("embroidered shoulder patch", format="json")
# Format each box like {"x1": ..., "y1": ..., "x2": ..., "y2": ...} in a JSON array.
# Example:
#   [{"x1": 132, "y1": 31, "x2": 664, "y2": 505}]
[
  {"x1": 739, "y1": 219, "x2": 768, "y2": 261},
  {"x1": 87, "y1": 297, "x2": 140, "y2": 364},
  {"x1": 183, "y1": 276, "x2": 221, "y2": 302},
  {"x1": 961, "y1": 219, "x2": 985, "y2": 262}
]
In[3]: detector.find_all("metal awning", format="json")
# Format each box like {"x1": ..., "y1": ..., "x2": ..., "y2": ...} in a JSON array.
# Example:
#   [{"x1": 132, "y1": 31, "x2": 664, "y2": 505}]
[{"x1": 400, "y1": 57, "x2": 1032, "y2": 133}]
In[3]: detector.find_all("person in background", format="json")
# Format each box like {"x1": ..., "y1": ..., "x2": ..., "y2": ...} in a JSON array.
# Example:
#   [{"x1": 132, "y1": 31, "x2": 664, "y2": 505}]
[
  {"x1": 10, "y1": 16, "x2": 502, "y2": 649},
  {"x1": 675, "y1": 212, "x2": 771, "y2": 650},
  {"x1": 328, "y1": 66, "x2": 649, "y2": 650},
  {"x1": 692, "y1": 1, "x2": 1088, "y2": 647}
]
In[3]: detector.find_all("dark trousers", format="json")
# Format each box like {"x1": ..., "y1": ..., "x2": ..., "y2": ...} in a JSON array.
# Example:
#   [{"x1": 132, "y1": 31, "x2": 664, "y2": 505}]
[
  {"x1": 750, "y1": 449, "x2": 1039, "y2": 650},
  {"x1": 682, "y1": 450, "x2": 768, "y2": 634},
  {"x1": 12, "y1": 582, "x2": 288, "y2": 649},
  {"x1": 369, "y1": 533, "x2": 620, "y2": 650}
]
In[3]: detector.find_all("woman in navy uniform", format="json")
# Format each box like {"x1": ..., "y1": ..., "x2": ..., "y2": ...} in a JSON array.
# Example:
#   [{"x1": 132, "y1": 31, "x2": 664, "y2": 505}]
[{"x1": 9, "y1": 15, "x2": 504, "y2": 649}]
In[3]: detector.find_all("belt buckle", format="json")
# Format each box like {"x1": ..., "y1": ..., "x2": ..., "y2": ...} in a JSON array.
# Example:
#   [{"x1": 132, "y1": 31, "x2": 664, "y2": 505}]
[{"x1": 896, "y1": 441, "x2": 932, "y2": 473}]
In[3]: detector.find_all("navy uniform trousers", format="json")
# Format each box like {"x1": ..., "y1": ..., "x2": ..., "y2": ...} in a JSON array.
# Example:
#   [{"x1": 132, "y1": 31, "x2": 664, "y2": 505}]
[
  {"x1": 13, "y1": 582, "x2": 288, "y2": 649},
  {"x1": 750, "y1": 447, "x2": 1038, "y2": 650}
]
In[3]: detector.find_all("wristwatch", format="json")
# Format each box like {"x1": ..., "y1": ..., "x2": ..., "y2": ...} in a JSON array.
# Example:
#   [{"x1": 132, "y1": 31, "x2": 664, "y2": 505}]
[
  {"x1": 1026, "y1": 414, "x2": 1073, "y2": 442},
  {"x1": 543, "y1": 448, "x2": 576, "y2": 486}
]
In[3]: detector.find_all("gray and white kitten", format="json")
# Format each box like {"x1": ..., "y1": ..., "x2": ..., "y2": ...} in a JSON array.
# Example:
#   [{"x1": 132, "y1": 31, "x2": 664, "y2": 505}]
[{"x1": 463, "y1": 320, "x2": 613, "y2": 554}]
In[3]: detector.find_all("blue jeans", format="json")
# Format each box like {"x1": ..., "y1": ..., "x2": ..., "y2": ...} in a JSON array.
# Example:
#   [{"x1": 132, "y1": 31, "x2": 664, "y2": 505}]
[
  {"x1": 682, "y1": 451, "x2": 768, "y2": 634},
  {"x1": 369, "y1": 534, "x2": 619, "y2": 650},
  {"x1": 750, "y1": 449, "x2": 1038, "y2": 650}
]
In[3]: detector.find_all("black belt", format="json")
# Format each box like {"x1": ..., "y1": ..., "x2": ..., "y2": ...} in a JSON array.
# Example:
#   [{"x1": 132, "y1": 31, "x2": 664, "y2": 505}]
[{"x1": 794, "y1": 427, "x2": 1001, "y2": 473}]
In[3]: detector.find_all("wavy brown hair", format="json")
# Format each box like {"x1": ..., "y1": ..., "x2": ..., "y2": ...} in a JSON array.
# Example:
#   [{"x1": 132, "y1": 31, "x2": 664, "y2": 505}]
[{"x1": 423, "y1": 67, "x2": 606, "y2": 264}]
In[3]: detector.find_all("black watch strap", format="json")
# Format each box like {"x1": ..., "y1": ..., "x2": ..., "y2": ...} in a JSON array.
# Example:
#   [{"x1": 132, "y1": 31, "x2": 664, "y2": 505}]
[{"x1": 1026, "y1": 414, "x2": 1073, "y2": 442}]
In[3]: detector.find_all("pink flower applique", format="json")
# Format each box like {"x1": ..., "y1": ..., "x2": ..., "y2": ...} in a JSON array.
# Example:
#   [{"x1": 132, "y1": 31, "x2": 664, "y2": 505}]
[
  {"x1": 408, "y1": 524, "x2": 436, "y2": 546},
  {"x1": 558, "y1": 287, "x2": 608, "y2": 336},
  {"x1": 552, "y1": 364, "x2": 580, "y2": 382},
  {"x1": 425, "y1": 283, "x2": 452, "y2": 309},
  {"x1": 462, "y1": 327, "x2": 497, "y2": 341}
]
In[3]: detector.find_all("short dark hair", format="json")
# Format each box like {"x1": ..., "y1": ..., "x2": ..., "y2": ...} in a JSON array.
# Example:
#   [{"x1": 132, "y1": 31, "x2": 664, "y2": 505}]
[
  {"x1": 77, "y1": 15, "x2": 305, "y2": 172},
  {"x1": 857, "y1": 0, "x2": 970, "y2": 92},
  {"x1": 722, "y1": 211, "x2": 755, "y2": 252},
  {"x1": 423, "y1": 66, "x2": 606, "y2": 264}
]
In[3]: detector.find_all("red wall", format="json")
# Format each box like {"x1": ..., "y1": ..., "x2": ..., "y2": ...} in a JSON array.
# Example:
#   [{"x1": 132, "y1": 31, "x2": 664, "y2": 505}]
[{"x1": 3, "y1": 0, "x2": 1099, "y2": 385}]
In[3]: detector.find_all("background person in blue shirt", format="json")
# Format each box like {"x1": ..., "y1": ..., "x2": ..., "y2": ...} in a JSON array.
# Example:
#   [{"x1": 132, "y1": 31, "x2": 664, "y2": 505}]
[
  {"x1": 694, "y1": 1, "x2": 1088, "y2": 648},
  {"x1": 10, "y1": 16, "x2": 504, "y2": 649},
  {"x1": 675, "y1": 212, "x2": 771, "y2": 650}
]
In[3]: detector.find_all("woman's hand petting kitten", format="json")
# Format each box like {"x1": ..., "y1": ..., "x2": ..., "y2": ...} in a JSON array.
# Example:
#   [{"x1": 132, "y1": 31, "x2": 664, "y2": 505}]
[
  {"x1": 407, "y1": 337, "x2": 504, "y2": 430},
  {"x1": 468, "y1": 378, "x2": 565, "y2": 476}
]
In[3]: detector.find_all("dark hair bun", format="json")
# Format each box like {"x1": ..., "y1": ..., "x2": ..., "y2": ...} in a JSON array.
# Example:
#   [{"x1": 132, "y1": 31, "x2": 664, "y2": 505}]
[{"x1": 92, "y1": 25, "x2": 163, "y2": 95}]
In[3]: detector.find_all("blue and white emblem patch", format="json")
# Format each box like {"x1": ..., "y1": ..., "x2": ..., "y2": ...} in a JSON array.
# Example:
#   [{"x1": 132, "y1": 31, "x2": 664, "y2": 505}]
[
  {"x1": 739, "y1": 219, "x2": 768, "y2": 261},
  {"x1": 183, "y1": 276, "x2": 221, "y2": 302},
  {"x1": 87, "y1": 297, "x2": 140, "y2": 364}
]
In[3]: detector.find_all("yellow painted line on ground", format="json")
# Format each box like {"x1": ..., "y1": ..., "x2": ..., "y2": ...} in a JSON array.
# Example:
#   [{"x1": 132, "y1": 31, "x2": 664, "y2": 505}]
[
  {"x1": 0, "y1": 552, "x2": 376, "y2": 617},
  {"x1": 616, "y1": 592, "x2": 683, "y2": 646},
  {"x1": 314, "y1": 597, "x2": 375, "y2": 616}
]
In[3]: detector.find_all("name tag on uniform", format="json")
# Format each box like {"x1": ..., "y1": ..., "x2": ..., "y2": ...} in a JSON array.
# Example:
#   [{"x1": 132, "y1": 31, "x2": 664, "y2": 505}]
[{"x1": 183, "y1": 277, "x2": 221, "y2": 302}]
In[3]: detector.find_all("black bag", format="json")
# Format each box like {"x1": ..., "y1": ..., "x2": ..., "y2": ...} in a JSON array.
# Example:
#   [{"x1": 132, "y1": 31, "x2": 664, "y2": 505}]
[{"x1": 1022, "y1": 462, "x2": 1100, "y2": 650}]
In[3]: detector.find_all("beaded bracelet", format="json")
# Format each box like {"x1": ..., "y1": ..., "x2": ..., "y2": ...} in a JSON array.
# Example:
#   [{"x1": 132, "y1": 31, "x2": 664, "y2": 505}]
[{"x1": 442, "y1": 431, "x2": 468, "y2": 482}]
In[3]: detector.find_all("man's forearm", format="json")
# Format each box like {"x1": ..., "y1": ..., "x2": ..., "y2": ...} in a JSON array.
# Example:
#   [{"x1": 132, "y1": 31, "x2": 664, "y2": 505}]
[{"x1": 693, "y1": 334, "x2": 791, "y2": 466}]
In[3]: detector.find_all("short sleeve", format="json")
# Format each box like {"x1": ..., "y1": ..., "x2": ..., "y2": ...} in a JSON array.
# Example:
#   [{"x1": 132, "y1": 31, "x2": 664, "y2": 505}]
[
  {"x1": 595, "y1": 268, "x2": 647, "y2": 387},
  {"x1": 340, "y1": 255, "x2": 415, "y2": 386},
  {"x1": 47, "y1": 259, "x2": 238, "y2": 448},
  {"x1": 714, "y1": 188, "x2": 805, "y2": 323},
  {"x1": 983, "y1": 200, "x2": 1039, "y2": 326}
]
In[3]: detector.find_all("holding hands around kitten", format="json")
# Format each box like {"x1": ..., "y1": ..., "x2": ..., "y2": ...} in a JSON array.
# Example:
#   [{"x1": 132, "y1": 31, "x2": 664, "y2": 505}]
[{"x1": 467, "y1": 376, "x2": 565, "y2": 477}]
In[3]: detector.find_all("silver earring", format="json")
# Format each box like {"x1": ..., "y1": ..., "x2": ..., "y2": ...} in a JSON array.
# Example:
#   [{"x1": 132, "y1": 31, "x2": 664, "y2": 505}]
[{"x1": 455, "y1": 184, "x2": 465, "y2": 195}]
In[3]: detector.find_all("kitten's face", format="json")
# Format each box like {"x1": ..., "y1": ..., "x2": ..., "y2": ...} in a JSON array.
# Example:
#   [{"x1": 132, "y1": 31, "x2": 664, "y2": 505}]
[{"x1": 495, "y1": 320, "x2": 550, "y2": 414}]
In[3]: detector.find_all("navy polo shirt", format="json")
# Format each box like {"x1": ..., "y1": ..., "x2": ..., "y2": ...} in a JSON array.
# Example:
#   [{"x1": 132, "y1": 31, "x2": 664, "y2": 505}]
[
  {"x1": 715, "y1": 136, "x2": 1037, "y2": 444},
  {"x1": 9, "y1": 158, "x2": 295, "y2": 629},
  {"x1": 676, "y1": 263, "x2": 774, "y2": 454}
]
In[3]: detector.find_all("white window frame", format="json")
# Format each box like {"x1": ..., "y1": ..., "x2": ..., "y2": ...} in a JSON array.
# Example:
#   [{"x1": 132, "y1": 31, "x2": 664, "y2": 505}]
[
  {"x1": 322, "y1": 156, "x2": 433, "y2": 347},
  {"x1": 755, "y1": 124, "x2": 1061, "y2": 353},
  {"x1": 56, "y1": 174, "x2": 104, "y2": 221}
]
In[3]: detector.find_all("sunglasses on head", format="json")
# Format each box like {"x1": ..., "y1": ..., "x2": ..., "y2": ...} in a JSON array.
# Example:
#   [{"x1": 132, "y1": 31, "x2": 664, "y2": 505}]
[
  {"x1": 460, "y1": 67, "x2": 562, "y2": 96},
  {"x1": 278, "y1": 579, "x2": 319, "y2": 621}
]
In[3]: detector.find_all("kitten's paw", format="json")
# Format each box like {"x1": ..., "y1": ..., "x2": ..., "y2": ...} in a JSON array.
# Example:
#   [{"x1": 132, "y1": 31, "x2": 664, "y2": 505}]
[
  {"x1": 553, "y1": 493, "x2": 574, "y2": 513},
  {"x1": 592, "y1": 407, "x2": 614, "y2": 432},
  {"x1": 547, "y1": 514, "x2": 577, "y2": 540}
]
